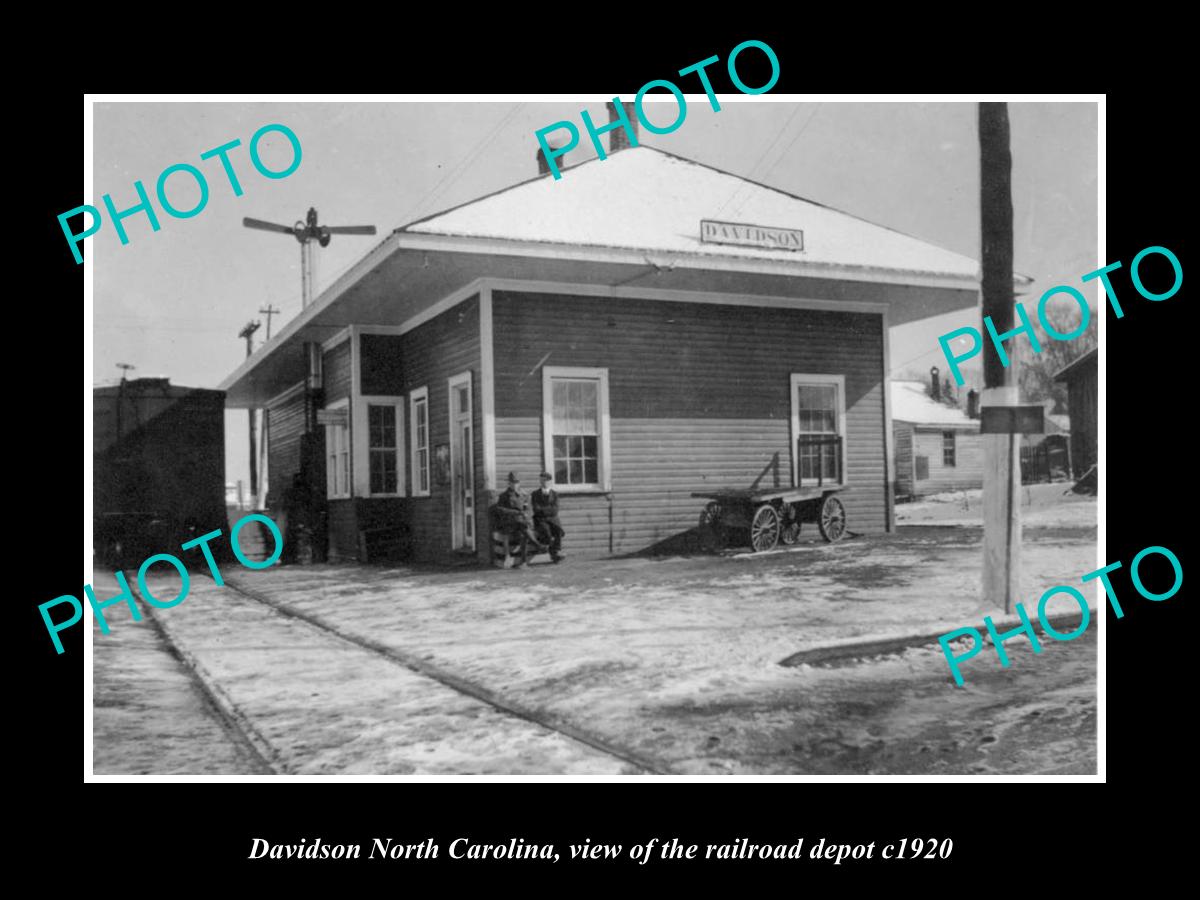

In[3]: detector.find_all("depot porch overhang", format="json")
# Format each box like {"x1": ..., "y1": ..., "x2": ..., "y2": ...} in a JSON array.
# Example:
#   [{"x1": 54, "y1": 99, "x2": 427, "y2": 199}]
[{"x1": 219, "y1": 230, "x2": 1020, "y2": 408}]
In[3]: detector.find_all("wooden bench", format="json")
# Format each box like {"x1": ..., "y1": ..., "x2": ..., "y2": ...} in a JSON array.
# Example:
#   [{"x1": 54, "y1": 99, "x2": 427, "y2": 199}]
[{"x1": 491, "y1": 530, "x2": 553, "y2": 568}]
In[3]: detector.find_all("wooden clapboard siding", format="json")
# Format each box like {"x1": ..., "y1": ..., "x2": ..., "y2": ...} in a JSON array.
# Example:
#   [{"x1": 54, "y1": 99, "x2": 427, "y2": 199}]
[
  {"x1": 323, "y1": 497, "x2": 407, "y2": 561},
  {"x1": 323, "y1": 341, "x2": 352, "y2": 404},
  {"x1": 1065, "y1": 361, "x2": 1097, "y2": 474},
  {"x1": 310, "y1": 301, "x2": 484, "y2": 564},
  {"x1": 326, "y1": 498, "x2": 358, "y2": 560},
  {"x1": 398, "y1": 295, "x2": 484, "y2": 562},
  {"x1": 360, "y1": 334, "x2": 405, "y2": 395},
  {"x1": 265, "y1": 384, "x2": 306, "y2": 508},
  {"x1": 492, "y1": 290, "x2": 887, "y2": 557},
  {"x1": 908, "y1": 427, "x2": 983, "y2": 495}
]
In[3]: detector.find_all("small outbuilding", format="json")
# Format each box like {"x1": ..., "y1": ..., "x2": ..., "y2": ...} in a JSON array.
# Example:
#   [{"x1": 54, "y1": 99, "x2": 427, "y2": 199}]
[
  {"x1": 1054, "y1": 347, "x2": 1097, "y2": 476},
  {"x1": 892, "y1": 372, "x2": 982, "y2": 499}
]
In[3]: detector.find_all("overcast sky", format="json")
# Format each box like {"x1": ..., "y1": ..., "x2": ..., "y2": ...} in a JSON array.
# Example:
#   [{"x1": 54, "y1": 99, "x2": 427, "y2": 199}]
[{"x1": 91, "y1": 99, "x2": 1098, "y2": 487}]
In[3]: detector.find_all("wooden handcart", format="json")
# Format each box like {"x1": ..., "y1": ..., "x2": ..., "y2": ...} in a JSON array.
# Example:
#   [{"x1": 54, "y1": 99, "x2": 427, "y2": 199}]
[{"x1": 692, "y1": 485, "x2": 848, "y2": 552}]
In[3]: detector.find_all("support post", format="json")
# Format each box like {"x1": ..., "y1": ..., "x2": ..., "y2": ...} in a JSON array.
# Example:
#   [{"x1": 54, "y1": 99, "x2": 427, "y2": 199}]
[{"x1": 979, "y1": 102, "x2": 1020, "y2": 615}]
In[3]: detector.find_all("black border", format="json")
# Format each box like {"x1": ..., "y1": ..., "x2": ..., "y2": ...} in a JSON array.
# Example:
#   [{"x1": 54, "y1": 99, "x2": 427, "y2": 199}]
[{"x1": 28, "y1": 29, "x2": 1183, "y2": 885}]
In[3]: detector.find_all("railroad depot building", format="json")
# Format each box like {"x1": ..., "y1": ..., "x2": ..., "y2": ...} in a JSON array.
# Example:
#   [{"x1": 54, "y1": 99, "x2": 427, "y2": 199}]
[{"x1": 219, "y1": 124, "x2": 985, "y2": 565}]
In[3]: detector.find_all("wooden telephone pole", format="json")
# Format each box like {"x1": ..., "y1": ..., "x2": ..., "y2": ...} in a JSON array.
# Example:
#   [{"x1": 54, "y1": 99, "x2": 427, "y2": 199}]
[
  {"x1": 238, "y1": 320, "x2": 262, "y2": 497},
  {"x1": 258, "y1": 304, "x2": 281, "y2": 341},
  {"x1": 979, "y1": 103, "x2": 1020, "y2": 614},
  {"x1": 255, "y1": 305, "x2": 280, "y2": 507}
]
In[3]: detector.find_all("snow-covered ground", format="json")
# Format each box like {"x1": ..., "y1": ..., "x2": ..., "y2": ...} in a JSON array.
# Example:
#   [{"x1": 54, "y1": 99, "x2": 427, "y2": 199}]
[
  {"x1": 896, "y1": 483, "x2": 1097, "y2": 528},
  {"x1": 91, "y1": 591, "x2": 271, "y2": 775},
  {"x1": 94, "y1": 520, "x2": 1098, "y2": 775}
]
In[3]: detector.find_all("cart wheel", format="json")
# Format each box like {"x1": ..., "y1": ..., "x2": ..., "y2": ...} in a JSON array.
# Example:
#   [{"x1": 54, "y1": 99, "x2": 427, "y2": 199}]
[
  {"x1": 698, "y1": 501, "x2": 725, "y2": 551},
  {"x1": 750, "y1": 504, "x2": 780, "y2": 552},
  {"x1": 818, "y1": 496, "x2": 847, "y2": 542}
]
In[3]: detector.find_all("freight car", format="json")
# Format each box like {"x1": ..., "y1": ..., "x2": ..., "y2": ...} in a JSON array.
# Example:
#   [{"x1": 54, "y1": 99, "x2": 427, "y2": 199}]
[{"x1": 93, "y1": 377, "x2": 228, "y2": 568}]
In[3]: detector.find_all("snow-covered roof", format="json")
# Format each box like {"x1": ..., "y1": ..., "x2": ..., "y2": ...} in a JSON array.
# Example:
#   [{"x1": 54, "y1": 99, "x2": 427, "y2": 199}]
[
  {"x1": 891, "y1": 380, "x2": 979, "y2": 428},
  {"x1": 404, "y1": 146, "x2": 985, "y2": 282}
]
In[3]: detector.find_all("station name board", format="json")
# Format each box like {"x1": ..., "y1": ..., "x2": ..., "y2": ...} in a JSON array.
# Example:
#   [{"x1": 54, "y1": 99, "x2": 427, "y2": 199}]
[{"x1": 700, "y1": 219, "x2": 804, "y2": 252}]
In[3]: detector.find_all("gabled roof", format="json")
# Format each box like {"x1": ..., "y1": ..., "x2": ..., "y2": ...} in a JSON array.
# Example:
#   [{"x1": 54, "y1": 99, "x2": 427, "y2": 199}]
[
  {"x1": 404, "y1": 146, "x2": 992, "y2": 284},
  {"x1": 1054, "y1": 347, "x2": 1097, "y2": 382},
  {"x1": 891, "y1": 380, "x2": 979, "y2": 428},
  {"x1": 220, "y1": 146, "x2": 1007, "y2": 407}
]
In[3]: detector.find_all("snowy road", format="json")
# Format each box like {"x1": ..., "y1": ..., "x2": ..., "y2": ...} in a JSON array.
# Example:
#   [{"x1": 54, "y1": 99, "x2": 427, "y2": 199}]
[{"x1": 92, "y1": 520, "x2": 1098, "y2": 775}]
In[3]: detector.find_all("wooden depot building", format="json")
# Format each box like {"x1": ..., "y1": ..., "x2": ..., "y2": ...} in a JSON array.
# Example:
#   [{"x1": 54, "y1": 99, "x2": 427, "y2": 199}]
[{"x1": 219, "y1": 119, "x2": 985, "y2": 565}]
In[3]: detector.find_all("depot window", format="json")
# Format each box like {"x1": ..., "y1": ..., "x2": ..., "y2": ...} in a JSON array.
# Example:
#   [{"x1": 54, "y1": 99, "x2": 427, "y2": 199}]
[
  {"x1": 367, "y1": 401, "x2": 404, "y2": 496},
  {"x1": 410, "y1": 387, "x2": 430, "y2": 497},
  {"x1": 542, "y1": 366, "x2": 611, "y2": 492},
  {"x1": 790, "y1": 374, "x2": 847, "y2": 486}
]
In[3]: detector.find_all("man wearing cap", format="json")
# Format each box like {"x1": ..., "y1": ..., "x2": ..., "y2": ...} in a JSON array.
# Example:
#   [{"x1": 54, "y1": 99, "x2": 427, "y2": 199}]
[
  {"x1": 496, "y1": 472, "x2": 543, "y2": 566},
  {"x1": 531, "y1": 471, "x2": 565, "y2": 563}
]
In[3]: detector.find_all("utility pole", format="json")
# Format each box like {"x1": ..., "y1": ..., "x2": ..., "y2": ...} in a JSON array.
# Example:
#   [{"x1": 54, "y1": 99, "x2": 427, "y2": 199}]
[
  {"x1": 979, "y1": 103, "x2": 1020, "y2": 615},
  {"x1": 238, "y1": 320, "x2": 262, "y2": 497},
  {"x1": 255, "y1": 306, "x2": 279, "y2": 509},
  {"x1": 115, "y1": 363, "x2": 135, "y2": 438},
  {"x1": 258, "y1": 304, "x2": 281, "y2": 341}
]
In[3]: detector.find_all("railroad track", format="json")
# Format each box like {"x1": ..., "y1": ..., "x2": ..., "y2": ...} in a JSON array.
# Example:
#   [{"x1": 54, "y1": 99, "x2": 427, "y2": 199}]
[
  {"x1": 135, "y1": 590, "x2": 281, "y2": 774},
  {"x1": 126, "y1": 571, "x2": 670, "y2": 776}
]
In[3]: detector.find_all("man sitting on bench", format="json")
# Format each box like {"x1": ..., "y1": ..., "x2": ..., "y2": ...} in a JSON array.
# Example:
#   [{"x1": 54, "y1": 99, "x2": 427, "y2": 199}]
[
  {"x1": 531, "y1": 471, "x2": 565, "y2": 563},
  {"x1": 495, "y1": 472, "x2": 544, "y2": 567}
]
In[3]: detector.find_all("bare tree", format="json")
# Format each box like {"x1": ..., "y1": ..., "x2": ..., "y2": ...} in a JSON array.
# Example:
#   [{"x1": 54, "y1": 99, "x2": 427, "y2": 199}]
[{"x1": 1016, "y1": 300, "x2": 1097, "y2": 411}]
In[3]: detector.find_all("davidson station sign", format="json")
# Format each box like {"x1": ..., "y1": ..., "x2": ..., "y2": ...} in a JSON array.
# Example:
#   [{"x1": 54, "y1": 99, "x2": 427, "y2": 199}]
[{"x1": 700, "y1": 219, "x2": 804, "y2": 252}]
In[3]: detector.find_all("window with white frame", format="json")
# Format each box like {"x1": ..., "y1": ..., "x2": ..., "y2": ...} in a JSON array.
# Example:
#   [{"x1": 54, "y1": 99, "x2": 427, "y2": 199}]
[
  {"x1": 324, "y1": 400, "x2": 350, "y2": 499},
  {"x1": 351, "y1": 396, "x2": 405, "y2": 498},
  {"x1": 368, "y1": 403, "x2": 401, "y2": 494},
  {"x1": 543, "y1": 367, "x2": 610, "y2": 491},
  {"x1": 410, "y1": 387, "x2": 430, "y2": 497},
  {"x1": 790, "y1": 374, "x2": 846, "y2": 486},
  {"x1": 942, "y1": 431, "x2": 957, "y2": 467}
]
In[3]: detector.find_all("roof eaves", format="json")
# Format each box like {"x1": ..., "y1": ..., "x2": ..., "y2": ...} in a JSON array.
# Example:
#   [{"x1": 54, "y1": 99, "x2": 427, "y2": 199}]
[
  {"x1": 401, "y1": 145, "x2": 1004, "y2": 282},
  {"x1": 396, "y1": 229, "x2": 982, "y2": 285},
  {"x1": 217, "y1": 232, "x2": 402, "y2": 392},
  {"x1": 1053, "y1": 346, "x2": 1098, "y2": 381}
]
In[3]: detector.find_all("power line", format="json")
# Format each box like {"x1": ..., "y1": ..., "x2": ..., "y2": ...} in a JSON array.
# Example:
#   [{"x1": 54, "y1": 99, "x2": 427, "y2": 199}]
[
  {"x1": 95, "y1": 322, "x2": 248, "y2": 333},
  {"x1": 759, "y1": 105, "x2": 823, "y2": 183},
  {"x1": 398, "y1": 103, "x2": 526, "y2": 227},
  {"x1": 306, "y1": 104, "x2": 526, "y2": 299},
  {"x1": 713, "y1": 105, "x2": 806, "y2": 220},
  {"x1": 889, "y1": 338, "x2": 971, "y2": 374},
  {"x1": 729, "y1": 106, "x2": 824, "y2": 220}
]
